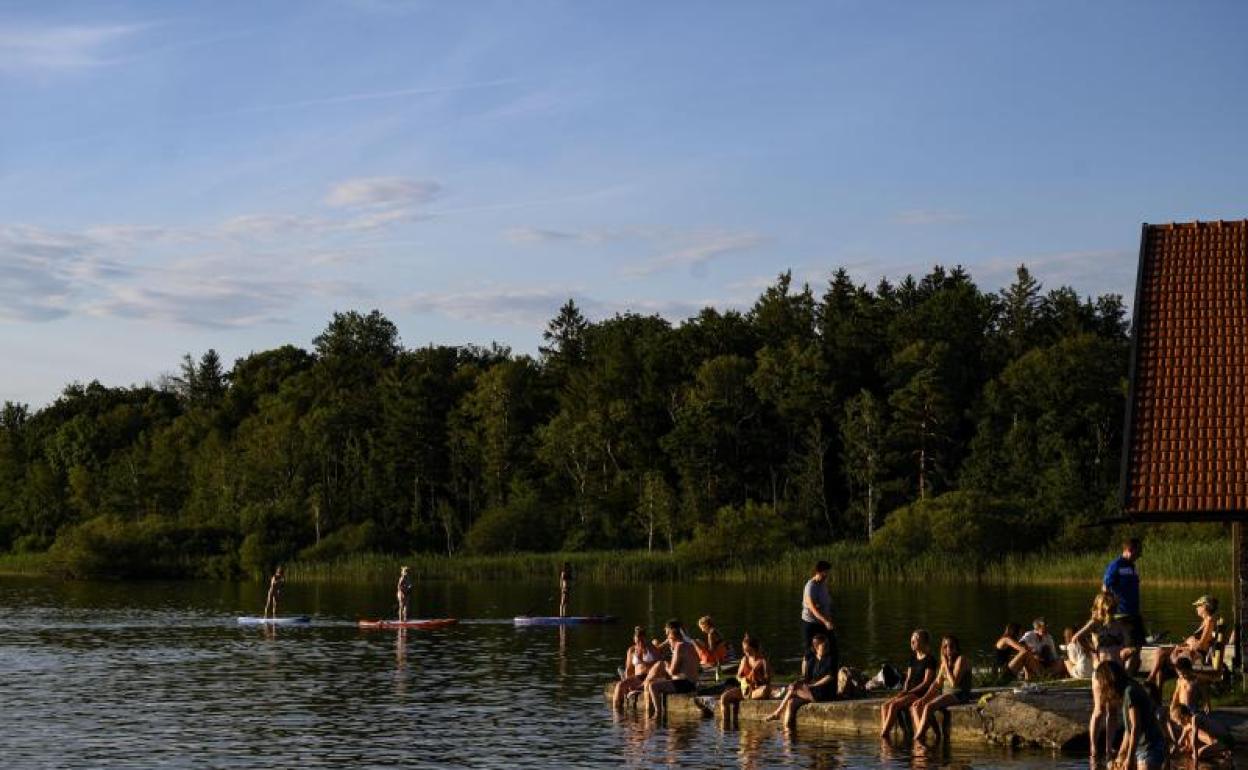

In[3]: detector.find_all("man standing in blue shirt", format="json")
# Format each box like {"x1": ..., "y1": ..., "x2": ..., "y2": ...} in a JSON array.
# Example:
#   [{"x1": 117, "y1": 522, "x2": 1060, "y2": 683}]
[{"x1": 1103, "y1": 537, "x2": 1145, "y2": 673}]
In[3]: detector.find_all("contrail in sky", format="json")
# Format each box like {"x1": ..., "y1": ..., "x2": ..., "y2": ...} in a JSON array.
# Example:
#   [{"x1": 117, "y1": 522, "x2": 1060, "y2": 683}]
[{"x1": 207, "y1": 78, "x2": 518, "y2": 117}]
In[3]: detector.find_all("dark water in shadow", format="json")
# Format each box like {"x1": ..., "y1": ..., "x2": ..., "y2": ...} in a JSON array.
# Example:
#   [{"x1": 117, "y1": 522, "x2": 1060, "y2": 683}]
[{"x1": 0, "y1": 576, "x2": 1225, "y2": 768}]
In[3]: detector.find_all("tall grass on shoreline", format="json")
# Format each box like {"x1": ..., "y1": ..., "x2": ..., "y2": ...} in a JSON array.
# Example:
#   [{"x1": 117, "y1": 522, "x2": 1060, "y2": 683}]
[
  {"x1": 0, "y1": 551, "x2": 49, "y2": 577},
  {"x1": 1, "y1": 536, "x2": 1228, "y2": 584},
  {"x1": 284, "y1": 537, "x2": 1232, "y2": 586}
]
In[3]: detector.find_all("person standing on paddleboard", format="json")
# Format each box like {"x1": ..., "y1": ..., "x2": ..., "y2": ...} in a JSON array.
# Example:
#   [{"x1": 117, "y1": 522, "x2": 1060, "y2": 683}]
[
  {"x1": 801, "y1": 560, "x2": 838, "y2": 675},
  {"x1": 396, "y1": 566, "x2": 414, "y2": 622},
  {"x1": 559, "y1": 562, "x2": 573, "y2": 617},
  {"x1": 1103, "y1": 537, "x2": 1145, "y2": 673},
  {"x1": 263, "y1": 566, "x2": 285, "y2": 620}
]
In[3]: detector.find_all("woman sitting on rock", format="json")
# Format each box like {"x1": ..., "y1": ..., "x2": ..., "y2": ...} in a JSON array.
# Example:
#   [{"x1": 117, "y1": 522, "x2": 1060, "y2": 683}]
[
  {"x1": 719, "y1": 633, "x2": 772, "y2": 721},
  {"x1": 694, "y1": 615, "x2": 730, "y2": 667},
  {"x1": 1062, "y1": 626, "x2": 1094, "y2": 679},
  {"x1": 880, "y1": 628, "x2": 939, "y2": 739},
  {"x1": 910, "y1": 634, "x2": 972, "y2": 744},
  {"x1": 612, "y1": 626, "x2": 661, "y2": 709},
  {"x1": 1146, "y1": 594, "x2": 1219, "y2": 698}
]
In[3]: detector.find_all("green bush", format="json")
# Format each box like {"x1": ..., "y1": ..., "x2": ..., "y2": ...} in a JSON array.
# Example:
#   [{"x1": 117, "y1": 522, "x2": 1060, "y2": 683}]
[
  {"x1": 297, "y1": 521, "x2": 380, "y2": 562},
  {"x1": 872, "y1": 491, "x2": 1026, "y2": 563},
  {"x1": 464, "y1": 482, "x2": 553, "y2": 554},
  {"x1": 677, "y1": 500, "x2": 794, "y2": 567},
  {"x1": 48, "y1": 515, "x2": 238, "y2": 579}
]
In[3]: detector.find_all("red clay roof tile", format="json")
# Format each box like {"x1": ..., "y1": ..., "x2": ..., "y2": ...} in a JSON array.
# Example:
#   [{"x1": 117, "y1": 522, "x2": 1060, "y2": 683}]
[{"x1": 1123, "y1": 220, "x2": 1248, "y2": 518}]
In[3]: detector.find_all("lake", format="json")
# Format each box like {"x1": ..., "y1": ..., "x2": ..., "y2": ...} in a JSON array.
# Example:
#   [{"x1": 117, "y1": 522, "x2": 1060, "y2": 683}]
[{"x1": 0, "y1": 575, "x2": 1224, "y2": 768}]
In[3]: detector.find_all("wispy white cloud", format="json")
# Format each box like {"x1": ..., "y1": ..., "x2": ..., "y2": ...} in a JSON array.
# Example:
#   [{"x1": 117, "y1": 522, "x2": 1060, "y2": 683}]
[
  {"x1": 399, "y1": 286, "x2": 723, "y2": 327},
  {"x1": 893, "y1": 209, "x2": 969, "y2": 226},
  {"x1": 325, "y1": 177, "x2": 443, "y2": 208},
  {"x1": 625, "y1": 231, "x2": 767, "y2": 276},
  {"x1": 219, "y1": 213, "x2": 323, "y2": 239},
  {"x1": 0, "y1": 22, "x2": 147, "y2": 73},
  {"x1": 503, "y1": 224, "x2": 662, "y2": 245},
  {"x1": 84, "y1": 224, "x2": 184, "y2": 245},
  {"x1": 0, "y1": 224, "x2": 95, "y2": 320},
  {"x1": 88, "y1": 281, "x2": 296, "y2": 328},
  {"x1": 506, "y1": 224, "x2": 767, "y2": 276},
  {"x1": 205, "y1": 79, "x2": 517, "y2": 118},
  {"x1": 505, "y1": 226, "x2": 579, "y2": 244},
  {"x1": 0, "y1": 174, "x2": 439, "y2": 327},
  {"x1": 974, "y1": 249, "x2": 1134, "y2": 297}
]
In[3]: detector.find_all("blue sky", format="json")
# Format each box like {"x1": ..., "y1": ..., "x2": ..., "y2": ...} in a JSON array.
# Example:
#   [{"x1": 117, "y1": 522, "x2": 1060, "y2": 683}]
[{"x1": 2, "y1": 0, "x2": 1247, "y2": 404}]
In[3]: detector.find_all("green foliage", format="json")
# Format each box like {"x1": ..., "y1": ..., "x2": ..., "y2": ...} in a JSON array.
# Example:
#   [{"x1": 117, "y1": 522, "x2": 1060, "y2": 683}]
[
  {"x1": 278, "y1": 536, "x2": 1230, "y2": 587},
  {"x1": 298, "y1": 521, "x2": 380, "y2": 563},
  {"x1": 0, "y1": 262, "x2": 1136, "y2": 578},
  {"x1": 677, "y1": 500, "x2": 794, "y2": 568},
  {"x1": 463, "y1": 482, "x2": 552, "y2": 554},
  {"x1": 871, "y1": 491, "x2": 1028, "y2": 565},
  {"x1": 47, "y1": 515, "x2": 235, "y2": 579}
]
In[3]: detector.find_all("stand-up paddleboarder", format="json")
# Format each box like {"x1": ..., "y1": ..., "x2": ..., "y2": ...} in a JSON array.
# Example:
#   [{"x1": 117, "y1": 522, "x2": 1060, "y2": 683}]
[
  {"x1": 396, "y1": 566, "x2": 414, "y2": 622},
  {"x1": 559, "y1": 562, "x2": 573, "y2": 617},
  {"x1": 263, "y1": 566, "x2": 285, "y2": 620}
]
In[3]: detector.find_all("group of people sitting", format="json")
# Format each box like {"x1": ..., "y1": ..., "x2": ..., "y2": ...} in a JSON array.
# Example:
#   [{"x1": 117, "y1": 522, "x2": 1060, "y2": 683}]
[
  {"x1": 922, "y1": 589, "x2": 1233, "y2": 765},
  {"x1": 611, "y1": 616, "x2": 735, "y2": 717},
  {"x1": 991, "y1": 591, "x2": 1223, "y2": 688},
  {"x1": 611, "y1": 619, "x2": 971, "y2": 741},
  {"x1": 609, "y1": 589, "x2": 1234, "y2": 763}
]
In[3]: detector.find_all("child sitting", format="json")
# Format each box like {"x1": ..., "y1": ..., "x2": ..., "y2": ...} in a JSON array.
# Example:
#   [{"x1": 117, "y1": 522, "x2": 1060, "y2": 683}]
[{"x1": 694, "y1": 615, "x2": 731, "y2": 667}]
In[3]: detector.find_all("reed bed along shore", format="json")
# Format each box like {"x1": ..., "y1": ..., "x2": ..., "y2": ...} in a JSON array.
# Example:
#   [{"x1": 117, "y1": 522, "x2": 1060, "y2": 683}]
[
  {"x1": 0, "y1": 551, "x2": 50, "y2": 577},
  {"x1": 285, "y1": 537, "x2": 1232, "y2": 586},
  {"x1": 1, "y1": 537, "x2": 1229, "y2": 584}
]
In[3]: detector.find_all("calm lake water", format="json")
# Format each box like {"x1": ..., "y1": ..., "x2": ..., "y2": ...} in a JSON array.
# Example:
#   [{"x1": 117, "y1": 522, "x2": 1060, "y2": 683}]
[{"x1": 0, "y1": 575, "x2": 1226, "y2": 769}]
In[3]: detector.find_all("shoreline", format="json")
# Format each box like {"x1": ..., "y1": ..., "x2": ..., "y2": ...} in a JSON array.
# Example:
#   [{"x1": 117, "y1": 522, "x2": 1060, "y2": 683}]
[{"x1": 0, "y1": 537, "x2": 1233, "y2": 585}]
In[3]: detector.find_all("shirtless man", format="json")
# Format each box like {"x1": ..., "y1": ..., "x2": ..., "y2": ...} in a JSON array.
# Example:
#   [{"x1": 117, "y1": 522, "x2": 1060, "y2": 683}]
[
  {"x1": 396, "y1": 566, "x2": 414, "y2": 622},
  {"x1": 263, "y1": 566, "x2": 284, "y2": 620},
  {"x1": 643, "y1": 619, "x2": 701, "y2": 718}
]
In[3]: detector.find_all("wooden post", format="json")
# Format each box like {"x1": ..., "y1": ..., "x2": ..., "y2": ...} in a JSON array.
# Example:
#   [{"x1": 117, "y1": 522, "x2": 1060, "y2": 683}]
[{"x1": 1236, "y1": 523, "x2": 1246, "y2": 687}]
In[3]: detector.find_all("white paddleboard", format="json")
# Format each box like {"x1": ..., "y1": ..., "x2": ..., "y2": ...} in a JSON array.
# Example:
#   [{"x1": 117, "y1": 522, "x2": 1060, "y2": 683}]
[{"x1": 237, "y1": 616, "x2": 311, "y2": 625}]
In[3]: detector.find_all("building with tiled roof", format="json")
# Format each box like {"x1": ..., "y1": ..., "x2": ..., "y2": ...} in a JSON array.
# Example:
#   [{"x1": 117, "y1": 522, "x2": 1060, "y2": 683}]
[{"x1": 1121, "y1": 220, "x2": 1248, "y2": 520}]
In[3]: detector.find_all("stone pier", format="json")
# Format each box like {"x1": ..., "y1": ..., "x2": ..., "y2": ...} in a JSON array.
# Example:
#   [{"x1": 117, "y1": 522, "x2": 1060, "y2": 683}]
[{"x1": 604, "y1": 681, "x2": 1248, "y2": 752}]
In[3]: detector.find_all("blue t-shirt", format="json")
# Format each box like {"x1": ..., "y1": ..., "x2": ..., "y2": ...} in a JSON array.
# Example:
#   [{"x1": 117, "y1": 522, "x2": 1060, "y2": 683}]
[
  {"x1": 1103, "y1": 556, "x2": 1140, "y2": 616},
  {"x1": 801, "y1": 577, "x2": 831, "y2": 624}
]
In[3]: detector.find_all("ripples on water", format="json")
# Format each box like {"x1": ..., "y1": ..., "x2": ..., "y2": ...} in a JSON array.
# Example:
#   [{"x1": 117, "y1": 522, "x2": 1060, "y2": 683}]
[{"x1": 0, "y1": 578, "x2": 1217, "y2": 768}]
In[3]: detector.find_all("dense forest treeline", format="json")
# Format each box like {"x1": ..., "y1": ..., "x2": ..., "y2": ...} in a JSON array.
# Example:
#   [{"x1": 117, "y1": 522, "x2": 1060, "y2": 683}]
[{"x1": 0, "y1": 266, "x2": 1140, "y2": 577}]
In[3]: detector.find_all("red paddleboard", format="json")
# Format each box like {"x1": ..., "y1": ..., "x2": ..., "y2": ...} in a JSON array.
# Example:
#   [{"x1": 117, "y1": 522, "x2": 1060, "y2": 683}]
[{"x1": 357, "y1": 618, "x2": 458, "y2": 630}]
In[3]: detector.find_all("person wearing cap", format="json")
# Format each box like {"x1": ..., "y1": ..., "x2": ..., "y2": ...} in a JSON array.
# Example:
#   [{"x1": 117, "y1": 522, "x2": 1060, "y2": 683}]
[
  {"x1": 396, "y1": 566, "x2": 414, "y2": 622},
  {"x1": 1145, "y1": 594, "x2": 1220, "y2": 696},
  {"x1": 1103, "y1": 536, "x2": 1146, "y2": 673}
]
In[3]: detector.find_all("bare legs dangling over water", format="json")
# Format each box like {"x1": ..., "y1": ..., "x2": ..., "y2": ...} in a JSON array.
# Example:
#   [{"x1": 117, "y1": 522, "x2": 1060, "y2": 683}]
[{"x1": 765, "y1": 633, "x2": 835, "y2": 729}]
